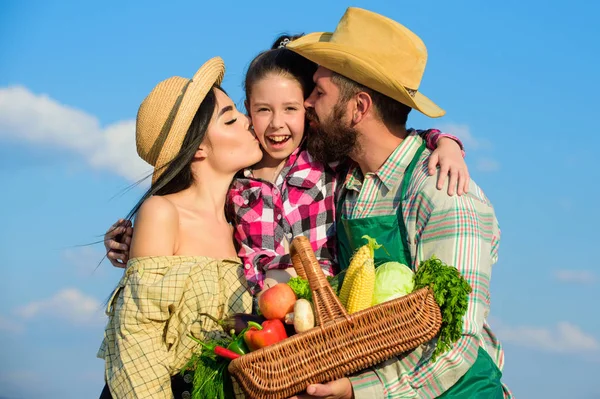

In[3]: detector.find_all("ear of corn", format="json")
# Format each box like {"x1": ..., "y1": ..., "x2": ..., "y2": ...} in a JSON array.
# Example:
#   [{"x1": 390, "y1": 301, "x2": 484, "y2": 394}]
[
  {"x1": 339, "y1": 235, "x2": 381, "y2": 313},
  {"x1": 345, "y1": 256, "x2": 376, "y2": 313}
]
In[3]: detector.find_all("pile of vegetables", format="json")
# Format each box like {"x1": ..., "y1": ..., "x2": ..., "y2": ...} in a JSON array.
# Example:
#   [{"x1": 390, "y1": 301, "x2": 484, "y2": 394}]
[{"x1": 187, "y1": 235, "x2": 472, "y2": 397}]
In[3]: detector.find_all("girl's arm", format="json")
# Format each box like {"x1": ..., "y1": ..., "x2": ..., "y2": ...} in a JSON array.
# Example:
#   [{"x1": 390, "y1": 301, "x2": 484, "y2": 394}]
[{"x1": 419, "y1": 129, "x2": 470, "y2": 196}]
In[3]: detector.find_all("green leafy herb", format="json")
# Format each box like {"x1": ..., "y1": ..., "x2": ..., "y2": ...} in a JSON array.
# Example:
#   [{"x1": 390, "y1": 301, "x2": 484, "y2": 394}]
[
  {"x1": 183, "y1": 336, "x2": 236, "y2": 399},
  {"x1": 414, "y1": 256, "x2": 472, "y2": 362},
  {"x1": 287, "y1": 277, "x2": 312, "y2": 302}
]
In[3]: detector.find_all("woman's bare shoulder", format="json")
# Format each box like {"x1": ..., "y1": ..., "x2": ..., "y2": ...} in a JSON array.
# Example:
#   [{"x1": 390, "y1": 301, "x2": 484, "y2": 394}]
[
  {"x1": 130, "y1": 196, "x2": 179, "y2": 257},
  {"x1": 137, "y1": 196, "x2": 178, "y2": 224}
]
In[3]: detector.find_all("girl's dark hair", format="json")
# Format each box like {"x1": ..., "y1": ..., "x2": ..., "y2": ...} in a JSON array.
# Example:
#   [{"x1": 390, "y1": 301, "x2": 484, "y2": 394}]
[
  {"x1": 244, "y1": 34, "x2": 317, "y2": 106},
  {"x1": 125, "y1": 85, "x2": 224, "y2": 221}
]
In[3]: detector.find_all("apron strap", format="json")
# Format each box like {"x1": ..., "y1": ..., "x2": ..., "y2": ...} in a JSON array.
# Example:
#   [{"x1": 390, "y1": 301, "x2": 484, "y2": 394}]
[
  {"x1": 335, "y1": 141, "x2": 427, "y2": 268},
  {"x1": 396, "y1": 142, "x2": 427, "y2": 267}
]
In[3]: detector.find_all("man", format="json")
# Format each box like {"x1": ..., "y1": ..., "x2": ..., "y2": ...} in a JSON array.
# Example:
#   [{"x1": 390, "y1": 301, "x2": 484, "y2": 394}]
[{"x1": 284, "y1": 7, "x2": 511, "y2": 399}]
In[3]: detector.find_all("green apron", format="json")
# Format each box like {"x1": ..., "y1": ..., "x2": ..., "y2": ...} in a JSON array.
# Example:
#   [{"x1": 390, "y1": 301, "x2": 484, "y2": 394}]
[{"x1": 337, "y1": 143, "x2": 504, "y2": 398}]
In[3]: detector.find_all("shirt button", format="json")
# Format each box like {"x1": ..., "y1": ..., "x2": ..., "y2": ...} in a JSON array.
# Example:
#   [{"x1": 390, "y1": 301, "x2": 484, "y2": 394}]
[
  {"x1": 356, "y1": 206, "x2": 363, "y2": 212},
  {"x1": 245, "y1": 263, "x2": 251, "y2": 270},
  {"x1": 243, "y1": 200, "x2": 249, "y2": 205},
  {"x1": 277, "y1": 214, "x2": 282, "y2": 220}
]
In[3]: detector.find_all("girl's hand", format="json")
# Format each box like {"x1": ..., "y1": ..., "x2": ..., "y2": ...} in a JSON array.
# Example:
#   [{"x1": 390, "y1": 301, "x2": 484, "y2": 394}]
[{"x1": 428, "y1": 137, "x2": 470, "y2": 196}]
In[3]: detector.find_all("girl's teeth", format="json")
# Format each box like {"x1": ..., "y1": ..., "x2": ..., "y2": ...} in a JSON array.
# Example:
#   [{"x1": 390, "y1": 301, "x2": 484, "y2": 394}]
[{"x1": 269, "y1": 136, "x2": 289, "y2": 143}]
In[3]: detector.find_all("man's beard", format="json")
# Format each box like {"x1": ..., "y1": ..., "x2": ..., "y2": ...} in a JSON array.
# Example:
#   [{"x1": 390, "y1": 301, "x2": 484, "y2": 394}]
[{"x1": 305, "y1": 103, "x2": 359, "y2": 164}]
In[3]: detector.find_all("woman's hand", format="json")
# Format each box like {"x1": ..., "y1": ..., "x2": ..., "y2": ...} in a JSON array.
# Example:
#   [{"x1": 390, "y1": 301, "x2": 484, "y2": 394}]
[
  {"x1": 428, "y1": 137, "x2": 470, "y2": 196},
  {"x1": 104, "y1": 219, "x2": 133, "y2": 268}
]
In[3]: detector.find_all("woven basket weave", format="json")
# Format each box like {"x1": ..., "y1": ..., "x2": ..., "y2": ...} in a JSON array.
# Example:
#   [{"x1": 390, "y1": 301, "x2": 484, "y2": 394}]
[{"x1": 228, "y1": 236, "x2": 442, "y2": 398}]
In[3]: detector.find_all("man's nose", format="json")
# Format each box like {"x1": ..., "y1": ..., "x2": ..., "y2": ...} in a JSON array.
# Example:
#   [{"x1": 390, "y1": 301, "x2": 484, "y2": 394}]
[{"x1": 304, "y1": 88, "x2": 317, "y2": 109}]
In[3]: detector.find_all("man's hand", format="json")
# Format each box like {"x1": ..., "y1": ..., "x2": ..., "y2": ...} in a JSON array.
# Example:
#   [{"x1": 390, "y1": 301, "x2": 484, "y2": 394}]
[
  {"x1": 428, "y1": 136, "x2": 470, "y2": 196},
  {"x1": 104, "y1": 219, "x2": 133, "y2": 268},
  {"x1": 289, "y1": 378, "x2": 354, "y2": 399}
]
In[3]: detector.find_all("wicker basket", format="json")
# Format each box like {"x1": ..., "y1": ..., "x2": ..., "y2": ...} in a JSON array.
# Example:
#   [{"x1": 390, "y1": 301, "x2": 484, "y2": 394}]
[{"x1": 228, "y1": 236, "x2": 442, "y2": 399}]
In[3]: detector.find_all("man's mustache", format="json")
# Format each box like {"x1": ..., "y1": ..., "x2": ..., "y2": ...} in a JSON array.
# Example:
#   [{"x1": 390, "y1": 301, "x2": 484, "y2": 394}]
[{"x1": 305, "y1": 108, "x2": 320, "y2": 123}]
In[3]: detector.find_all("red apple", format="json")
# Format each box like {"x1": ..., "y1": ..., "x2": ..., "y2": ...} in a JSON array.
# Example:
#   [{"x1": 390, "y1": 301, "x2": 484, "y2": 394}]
[{"x1": 258, "y1": 283, "x2": 297, "y2": 320}]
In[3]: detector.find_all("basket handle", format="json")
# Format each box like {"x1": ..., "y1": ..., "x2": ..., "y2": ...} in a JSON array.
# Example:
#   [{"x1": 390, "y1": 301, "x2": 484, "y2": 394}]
[{"x1": 290, "y1": 236, "x2": 349, "y2": 326}]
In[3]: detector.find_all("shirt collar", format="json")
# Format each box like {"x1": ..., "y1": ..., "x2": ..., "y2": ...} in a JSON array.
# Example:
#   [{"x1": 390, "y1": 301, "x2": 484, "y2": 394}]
[
  {"x1": 344, "y1": 129, "x2": 424, "y2": 192},
  {"x1": 242, "y1": 141, "x2": 305, "y2": 180}
]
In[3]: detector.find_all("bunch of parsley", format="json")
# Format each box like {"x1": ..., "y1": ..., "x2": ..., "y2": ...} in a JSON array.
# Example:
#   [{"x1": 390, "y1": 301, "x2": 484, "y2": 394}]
[{"x1": 414, "y1": 256, "x2": 472, "y2": 361}]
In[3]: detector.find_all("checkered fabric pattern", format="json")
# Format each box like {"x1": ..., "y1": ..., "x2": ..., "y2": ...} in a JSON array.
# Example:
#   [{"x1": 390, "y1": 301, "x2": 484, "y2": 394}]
[
  {"x1": 227, "y1": 144, "x2": 338, "y2": 295},
  {"x1": 340, "y1": 131, "x2": 512, "y2": 398},
  {"x1": 97, "y1": 256, "x2": 252, "y2": 398},
  {"x1": 227, "y1": 130, "x2": 460, "y2": 295}
]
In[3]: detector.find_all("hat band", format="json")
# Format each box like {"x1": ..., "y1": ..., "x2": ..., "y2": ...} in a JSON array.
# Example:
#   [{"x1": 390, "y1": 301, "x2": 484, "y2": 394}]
[{"x1": 148, "y1": 79, "x2": 193, "y2": 165}]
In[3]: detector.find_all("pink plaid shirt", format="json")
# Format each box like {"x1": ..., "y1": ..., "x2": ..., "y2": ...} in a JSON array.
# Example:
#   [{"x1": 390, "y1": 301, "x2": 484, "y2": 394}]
[
  {"x1": 227, "y1": 130, "x2": 462, "y2": 295},
  {"x1": 228, "y1": 144, "x2": 337, "y2": 294}
]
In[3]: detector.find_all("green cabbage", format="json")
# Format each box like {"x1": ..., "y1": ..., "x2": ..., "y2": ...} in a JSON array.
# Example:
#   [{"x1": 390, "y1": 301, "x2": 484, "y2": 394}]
[{"x1": 372, "y1": 261, "x2": 415, "y2": 305}]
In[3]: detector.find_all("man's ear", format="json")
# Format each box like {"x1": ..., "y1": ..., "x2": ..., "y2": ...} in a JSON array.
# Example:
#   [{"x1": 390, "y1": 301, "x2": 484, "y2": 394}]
[{"x1": 353, "y1": 92, "x2": 373, "y2": 124}]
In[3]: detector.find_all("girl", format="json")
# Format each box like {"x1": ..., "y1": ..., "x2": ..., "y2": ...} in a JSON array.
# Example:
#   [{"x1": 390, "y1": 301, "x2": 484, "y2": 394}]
[{"x1": 98, "y1": 58, "x2": 262, "y2": 398}]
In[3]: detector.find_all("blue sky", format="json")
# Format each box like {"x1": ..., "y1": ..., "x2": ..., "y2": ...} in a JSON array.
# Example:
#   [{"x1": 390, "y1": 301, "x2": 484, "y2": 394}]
[{"x1": 0, "y1": 0, "x2": 599, "y2": 398}]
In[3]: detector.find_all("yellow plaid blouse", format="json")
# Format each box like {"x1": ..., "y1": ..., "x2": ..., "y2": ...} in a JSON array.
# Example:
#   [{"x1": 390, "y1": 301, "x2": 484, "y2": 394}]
[{"x1": 97, "y1": 255, "x2": 252, "y2": 398}]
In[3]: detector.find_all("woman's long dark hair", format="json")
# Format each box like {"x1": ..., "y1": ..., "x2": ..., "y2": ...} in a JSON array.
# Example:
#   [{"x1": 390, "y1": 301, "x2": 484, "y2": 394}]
[{"x1": 124, "y1": 85, "x2": 223, "y2": 222}]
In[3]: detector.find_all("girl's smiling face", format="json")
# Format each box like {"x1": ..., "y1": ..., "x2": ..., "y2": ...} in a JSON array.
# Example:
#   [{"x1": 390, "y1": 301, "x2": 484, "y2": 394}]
[{"x1": 249, "y1": 73, "x2": 306, "y2": 166}]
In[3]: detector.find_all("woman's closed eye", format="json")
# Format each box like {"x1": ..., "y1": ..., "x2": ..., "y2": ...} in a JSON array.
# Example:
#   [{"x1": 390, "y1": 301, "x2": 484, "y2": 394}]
[{"x1": 225, "y1": 118, "x2": 237, "y2": 125}]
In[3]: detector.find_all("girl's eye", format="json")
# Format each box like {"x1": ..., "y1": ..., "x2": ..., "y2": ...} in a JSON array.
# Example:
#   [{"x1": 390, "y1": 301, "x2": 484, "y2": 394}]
[
  {"x1": 257, "y1": 108, "x2": 269, "y2": 112},
  {"x1": 225, "y1": 118, "x2": 237, "y2": 126},
  {"x1": 286, "y1": 107, "x2": 298, "y2": 111}
]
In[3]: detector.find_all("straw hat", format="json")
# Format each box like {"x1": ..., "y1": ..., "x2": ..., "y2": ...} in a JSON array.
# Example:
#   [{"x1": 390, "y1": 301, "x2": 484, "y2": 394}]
[
  {"x1": 136, "y1": 57, "x2": 225, "y2": 184},
  {"x1": 287, "y1": 7, "x2": 444, "y2": 118}
]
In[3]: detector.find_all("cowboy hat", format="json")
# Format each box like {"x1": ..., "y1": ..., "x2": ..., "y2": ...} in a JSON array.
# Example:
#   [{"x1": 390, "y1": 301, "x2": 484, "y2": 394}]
[
  {"x1": 287, "y1": 7, "x2": 444, "y2": 118},
  {"x1": 136, "y1": 57, "x2": 225, "y2": 184}
]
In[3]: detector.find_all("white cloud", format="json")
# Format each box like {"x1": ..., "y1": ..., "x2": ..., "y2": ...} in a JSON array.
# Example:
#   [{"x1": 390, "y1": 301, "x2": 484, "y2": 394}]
[
  {"x1": 0, "y1": 314, "x2": 24, "y2": 334},
  {"x1": 0, "y1": 370, "x2": 43, "y2": 385},
  {"x1": 434, "y1": 123, "x2": 499, "y2": 173},
  {"x1": 0, "y1": 85, "x2": 152, "y2": 181},
  {"x1": 476, "y1": 157, "x2": 500, "y2": 172},
  {"x1": 558, "y1": 198, "x2": 574, "y2": 212},
  {"x1": 14, "y1": 288, "x2": 104, "y2": 327},
  {"x1": 434, "y1": 123, "x2": 492, "y2": 151},
  {"x1": 62, "y1": 246, "x2": 107, "y2": 277},
  {"x1": 553, "y1": 269, "x2": 596, "y2": 284},
  {"x1": 0, "y1": 370, "x2": 46, "y2": 398},
  {"x1": 493, "y1": 320, "x2": 599, "y2": 354}
]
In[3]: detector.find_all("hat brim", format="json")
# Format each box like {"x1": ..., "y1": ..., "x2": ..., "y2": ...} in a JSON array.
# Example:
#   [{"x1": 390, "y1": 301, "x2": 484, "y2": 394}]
[
  {"x1": 152, "y1": 57, "x2": 225, "y2": 184},
  {"x1": 287, "y1": 32, "x2": 445, "y2": 118}
]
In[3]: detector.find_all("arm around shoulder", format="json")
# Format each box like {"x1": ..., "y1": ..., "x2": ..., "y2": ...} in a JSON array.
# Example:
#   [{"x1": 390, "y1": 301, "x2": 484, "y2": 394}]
[{"x1": 129, "y1": 196, "x2": 179, "y2": 258}]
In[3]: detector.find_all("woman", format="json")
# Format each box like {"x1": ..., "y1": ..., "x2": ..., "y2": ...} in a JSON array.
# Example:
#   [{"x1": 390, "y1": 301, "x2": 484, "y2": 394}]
[{"x1": 97, "y1": 57, "x2": 263, "y2": 398}]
